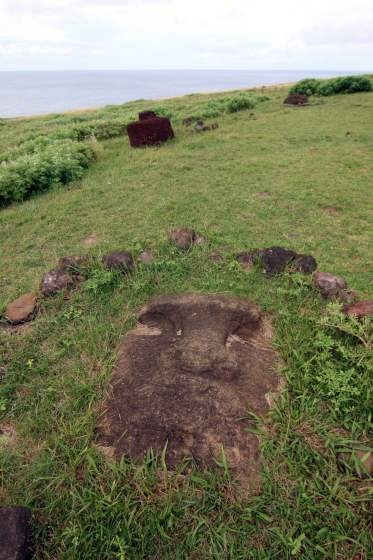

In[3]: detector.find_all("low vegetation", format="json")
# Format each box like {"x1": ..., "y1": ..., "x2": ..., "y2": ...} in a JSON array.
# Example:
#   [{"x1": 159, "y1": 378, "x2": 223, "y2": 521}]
[
  {"x1": 290, "y1": 75, "x2": 373, "y2": 97},
  {"x1": 0, "y1": 82, "x2": 372, "y2": 559}
]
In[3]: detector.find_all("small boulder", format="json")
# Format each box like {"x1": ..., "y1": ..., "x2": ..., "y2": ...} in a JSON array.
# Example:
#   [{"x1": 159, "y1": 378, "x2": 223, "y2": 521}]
[
  {"x1": 314, "y1": 272, "x2": 347, "y2": 299},
  {"x1": 137, "y1": 251, "x2": 154, "y2": 265},
  {"x1": 236, "y1": 251, "x2": 260, "y2": 270},
  {"x1": 284, "y1": 93, "x2": 309, "y2": 106},
  {"x1": 58, "y1": 255, "x2": 87, "y2": 274},
  {"x1": 102, "y1": 251, "x2": 134, "y2": 273},
  {"x1": 139, "y1": 110, "x2": 157, "y2": 121},
  {"x1": 182, "y1": 117, "x2": 193, "y2": 126},
  {"x1": 168, "y1": 228, "x2": 196, "y2": 250},
  {"x1": 127, "y1": 117, "x2": 174, "y2": 148},
  {"x1": 262, "y1": 247, "x2": 297, "y2": 275},
  {"x1": 5, "y1": 293, "x2": 37, "y2": 325},
  {"x1": 343, "y1": 300, "x2": 373, "y2": 318},
  {"x1": 40, "y1": 269, "x2": 75, "y2": 296},
  {"x1": 194, "y1": 120, "x2": 210, "y2": 132},
  {"x1": 0, "y1": 506, "x2": 33, "y2": 560},
  {"x1": 292, "y1": 254, "x2": 317, "y2": 274}
]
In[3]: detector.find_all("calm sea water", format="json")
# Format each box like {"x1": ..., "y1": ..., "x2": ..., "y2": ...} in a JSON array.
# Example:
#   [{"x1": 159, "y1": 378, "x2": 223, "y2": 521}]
[{"x1": 0, "y1": 69, "x2": 347, "y2": 118}]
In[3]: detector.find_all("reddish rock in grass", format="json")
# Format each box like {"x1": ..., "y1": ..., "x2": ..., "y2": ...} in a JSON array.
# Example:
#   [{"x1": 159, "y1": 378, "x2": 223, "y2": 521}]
[
  {"x1": 102, "y1": 251, "x2": 134, "y2": 273},
  {"x1": 236, "y1": 251, "x2": 260, "y2": 270},
  {"x1": 314, "y1": 271, "x2": 347, "y2": 299},
  {"x1": 5, "y1": 293, "x2": 37, "y2": 325},
  {"x1": 139, "y1": 110, "x2": 157, "y2": 121},
  {"x1": 168, "y1": 228, "x2": 196, "y2": 250},
  {"x1": 284, "y1": 93, "x2": 309, "y2": 106},
  {"x1": 127, "y1": 117, "x2": 174, "y2": 147},
  {"x1": 0, "y1": 506, "x2": 33, "y2": 560},
  {"x1": 343, "y1": 300, "x2": 373, "y2": 318},
  {"x1": 209, "y1": 251, "x2": 224, "y2": 262},
  {"x1": 40, "y1": 269, "x2": 75, "y2": 296}
]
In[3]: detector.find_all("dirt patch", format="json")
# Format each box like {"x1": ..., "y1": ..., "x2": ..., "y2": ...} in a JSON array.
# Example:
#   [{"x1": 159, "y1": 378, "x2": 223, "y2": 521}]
[
  {"x1": 322, "y1": 206, "x2": 340, "y2": 216},
  {"x1": 99, "y1": 293, "x2": 281, "y2": 486}
]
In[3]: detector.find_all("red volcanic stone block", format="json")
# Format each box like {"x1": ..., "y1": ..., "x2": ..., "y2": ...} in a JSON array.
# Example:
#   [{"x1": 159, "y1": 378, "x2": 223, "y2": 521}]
[
  {"x1": 139, "y1": 110, "x2": 157, "y2": 120},
  {"x1": 284, "y1": 93, "x2": 309, "y2": 106},
  {"x1": 127, "y1": 117, "x2": 174, "y2": 147}
]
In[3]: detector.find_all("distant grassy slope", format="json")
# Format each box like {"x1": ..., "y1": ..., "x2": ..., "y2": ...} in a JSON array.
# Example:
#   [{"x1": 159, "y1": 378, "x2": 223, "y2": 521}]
[
  {"x1": 0, "y1": 87, "x2": 372, "y2": 559},
  {"x1": 0, "y1": 88, "x2": 372, "y2": 306}
]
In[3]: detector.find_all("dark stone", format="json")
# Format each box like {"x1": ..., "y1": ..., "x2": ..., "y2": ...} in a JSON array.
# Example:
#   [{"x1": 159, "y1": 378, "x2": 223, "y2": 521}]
[
  {"x1": 182, "y1": 117, "x2": 193, "y2": 126},
  {"x1": 314, "y1": 272, "x2": 347, "y2": 299},
  {"x1": 102, "y1": 251, "x2": 134, "y2": 273},
  {"x1": 138, "y1": 110, "x2": 157, "y2": 121},
  {"x1": 58, "y1": 255, "x2": 87, "y2": 274},
  {"x1": 343, "y1": 300, "x2": 373, "y2": 318},
  {"x1": 194, "y1": 120, "x2": 211, "y2": 132},
  {"x1": 168, "y1": 228, "x2": 196, "y2": 250},
  {"x1": 292, "y1": 254, "x2": 317, "y2": 274},
  {"x1": 0, "y1": 506, "x2": 32, "y2": 560},
  {"x1": 261, "y1": 247, "x2": 297, "y2": 275},
  {"x1": 127, "y1": 117, "x2": 174, "y2": 148},
  {"x1": 40, "y1": 269, "x2": 74, "y2": 296},
  {"x1": 284, "y1": 93, "x2": 309, "y2": 106},
  {"x1": 99, "y1": 293, "x2": 281, "y2": 486}
]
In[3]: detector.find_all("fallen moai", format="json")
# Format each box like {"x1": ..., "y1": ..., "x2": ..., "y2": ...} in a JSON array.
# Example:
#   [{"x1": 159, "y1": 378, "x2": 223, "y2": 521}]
[{"x1": 99, "y1": 293, "x2": 281, "y2": 485}]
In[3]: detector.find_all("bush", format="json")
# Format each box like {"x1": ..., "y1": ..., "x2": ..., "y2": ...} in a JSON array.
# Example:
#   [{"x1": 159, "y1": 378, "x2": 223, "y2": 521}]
[
  {"x1": 0, "y1": 140, "x2": 95, "y2": 205},
  {"x1": 225, "y1": 93, "x2": 258, "y2": 113},
  {"x1": 290, "y1": 75, "x2": 373, "y2": 97},
  {"x1": 290, "y1": 79, "x2": 320, "y2": 96}
]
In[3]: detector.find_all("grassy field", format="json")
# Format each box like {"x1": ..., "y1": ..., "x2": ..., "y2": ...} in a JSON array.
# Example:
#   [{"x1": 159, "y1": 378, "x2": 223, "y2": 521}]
[{"x1": 0, "y1": 87, "x2": 372, "y2": 559}]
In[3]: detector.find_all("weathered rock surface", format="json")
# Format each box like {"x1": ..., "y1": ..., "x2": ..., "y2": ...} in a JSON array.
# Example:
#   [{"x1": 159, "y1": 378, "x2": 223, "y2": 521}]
[
  {"x1": 139, "y1": 110, "x2": 157, "y2": 121},
  {"x1": 100, "y1": 293, "x2": 281, "y2": 485},
  {"x1": 5, "y1": 294, "x2": 37, "y2": 325},
  {"x1": 168, "y1": 228, "x2": 196, "y2": 250},
  {"x1": 262, "y1": 247, "x2": 297, "y2": 275},
  {"x1": 314, "y1": 271, "x2": 347, "y2": 299},
  {"x1": 127, "y1": 117, "x2": 174, "y2": 147},
  {"x1": 102, "y1": 251, "x2": 134, "y2": 273},
  {"x1": 292, "y1": 254, "x2": 318, "y2": 274},
  {"x1": 0, "y1": 506, "x2": 32, "y2": 560},
  {"x1": 58, "y1": 255, "x2": 87, "y2": 274},
  {"x1": 343, "y1": 300, "x2": 373, "y2": 318},
  {"x1": 137, "y1": 251, "x2": 154, "y2": 265},
  {"x1": 40, "y1": 269, "x2": 74, "y2": 296},
  {"x1": 284, "y1": 93, "x2": 309, "y2": 106}
]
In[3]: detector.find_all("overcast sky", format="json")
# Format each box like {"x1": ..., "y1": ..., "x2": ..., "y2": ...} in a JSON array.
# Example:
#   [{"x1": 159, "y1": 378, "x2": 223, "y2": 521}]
[{"x1": 0, "y1": 0, "x2": 372, "y2": 71}]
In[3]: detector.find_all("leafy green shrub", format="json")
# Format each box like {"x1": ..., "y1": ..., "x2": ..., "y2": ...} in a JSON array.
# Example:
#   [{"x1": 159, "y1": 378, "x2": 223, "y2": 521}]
[
  {"x1": 290, "y1": 75, "x2": 372, "y2": 97},
  {"x1": 0, "y1": 140, "x2": 95, "y2": 205},
  {"x1": 225, "y1": 93, "x2": 258, "y2": 113},
  {"x1": 289, "y1": 79, "x2": 320, "y2": 96}
]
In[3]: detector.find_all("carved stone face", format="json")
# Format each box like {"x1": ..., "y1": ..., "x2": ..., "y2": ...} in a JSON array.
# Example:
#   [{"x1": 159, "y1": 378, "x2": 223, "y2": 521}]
[{"x1": 100, "y1": 294, "x2": 281, "y2": 484}]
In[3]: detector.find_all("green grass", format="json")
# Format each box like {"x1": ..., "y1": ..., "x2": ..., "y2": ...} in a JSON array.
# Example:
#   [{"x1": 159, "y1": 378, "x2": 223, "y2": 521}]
[{"x1": 0, "y1": 87, "x2": 372, "y2": 559}]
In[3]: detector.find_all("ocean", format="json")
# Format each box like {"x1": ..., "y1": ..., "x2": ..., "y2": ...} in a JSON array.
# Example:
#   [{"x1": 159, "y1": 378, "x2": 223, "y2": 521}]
[{"x1": 0, "y1": 69, "x2": 349, "y2": 118}]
